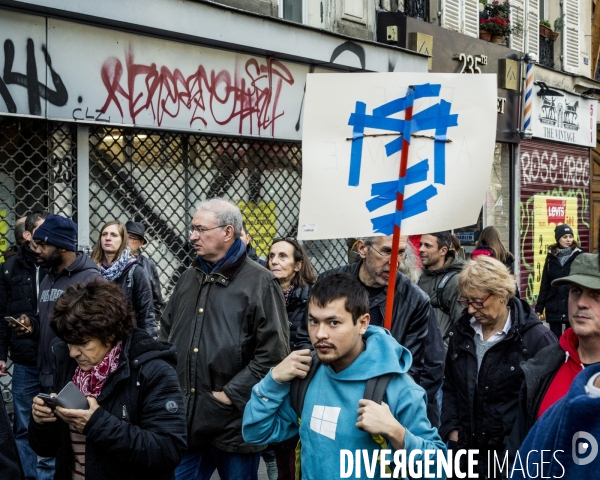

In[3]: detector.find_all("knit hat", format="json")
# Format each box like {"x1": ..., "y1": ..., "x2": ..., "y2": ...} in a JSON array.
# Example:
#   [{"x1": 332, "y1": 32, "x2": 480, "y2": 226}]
[
  {"x1": 552, "y1": 254, "x2": 600, "y2": 289},
  {"x1": 125, "y1": 221, "x2": 146, "y2": 244},
  {"x1": 32, "y1": 214, "x2": 77, "y2": 251},
  {"x1": 554, "y1": 224, "x2": 573, "y2": 242}
]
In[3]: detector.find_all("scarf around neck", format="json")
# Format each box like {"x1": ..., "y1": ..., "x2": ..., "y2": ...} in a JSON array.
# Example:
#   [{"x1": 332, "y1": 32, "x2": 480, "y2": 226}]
[
  {"x1": 100, "y1": 246, "x2": 137, "y2": 281},
  {"x1": 72, "y1": 341, "x2": 123, "y2": 398},
  {"x1": 197, "y1": 238, "x2": 246, "y2": 275}
]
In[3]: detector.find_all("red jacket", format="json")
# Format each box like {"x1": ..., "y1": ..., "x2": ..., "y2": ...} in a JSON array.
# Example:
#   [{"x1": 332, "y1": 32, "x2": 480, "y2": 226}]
[{"x1": 537, "y1": 328, "x2": 583, "y2": 418}]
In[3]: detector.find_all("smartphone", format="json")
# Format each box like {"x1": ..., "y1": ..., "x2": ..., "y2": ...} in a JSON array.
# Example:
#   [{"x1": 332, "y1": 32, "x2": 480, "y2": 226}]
[
  {"x1": 37, "y1": 382, "x2": 89, "y2": 410},
  {"x1": 4, "y1": 316, "x2": 32, "y2": 333}
]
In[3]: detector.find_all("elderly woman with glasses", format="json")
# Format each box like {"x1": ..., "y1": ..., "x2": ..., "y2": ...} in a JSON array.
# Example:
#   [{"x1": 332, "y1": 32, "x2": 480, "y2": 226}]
[{"x1": 440, "y1": 256, "x2": 556, "y2": 477}]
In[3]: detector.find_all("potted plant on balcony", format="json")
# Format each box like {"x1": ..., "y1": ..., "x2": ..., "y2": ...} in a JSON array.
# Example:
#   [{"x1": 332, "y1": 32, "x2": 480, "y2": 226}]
[
  {"x1": 479, "y1": 1, "x2": 521, "y2": 44},
  {"x1": 550, "y1": 15, "x2": 565, "y2": 41},
  {"x1": 540, "y1": 19, "x2": 552, "y2": 39}
]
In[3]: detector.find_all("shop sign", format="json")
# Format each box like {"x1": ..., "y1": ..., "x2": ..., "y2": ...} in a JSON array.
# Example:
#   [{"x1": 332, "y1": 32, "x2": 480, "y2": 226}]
[
  {"x1": 455, "y1": 231, "x2": 475, "y2": 243},
  {"x1": 532, "y1": 88, "x2": 597, "y2": 147}
]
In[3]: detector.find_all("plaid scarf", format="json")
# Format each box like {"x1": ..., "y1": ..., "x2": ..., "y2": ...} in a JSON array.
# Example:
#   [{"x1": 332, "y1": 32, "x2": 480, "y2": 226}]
[{"x1": 72, "y1": 341, "x2": 122, "y2": 398}]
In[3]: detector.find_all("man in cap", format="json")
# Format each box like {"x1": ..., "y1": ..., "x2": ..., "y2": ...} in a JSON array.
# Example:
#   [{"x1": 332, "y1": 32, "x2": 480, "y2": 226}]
[
  {"x1": 125, "y1": 221, "x2": 164, "y2": 321},
  {"x1": 510, "y1": 253, "x2": 600, "y2": 449},
  {"x1": 14, "y1": 214, "x2": 102, "y2": 391}
]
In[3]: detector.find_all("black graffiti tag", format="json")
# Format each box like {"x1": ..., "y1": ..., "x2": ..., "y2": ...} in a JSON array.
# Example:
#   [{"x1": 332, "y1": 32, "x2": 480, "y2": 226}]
[{"x1": 0, "y1": 38, "x2": 68, "y2": 115}]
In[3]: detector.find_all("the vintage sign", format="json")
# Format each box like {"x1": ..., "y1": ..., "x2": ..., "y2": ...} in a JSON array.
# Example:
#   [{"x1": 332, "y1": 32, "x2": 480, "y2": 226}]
[{"x1": 532, "y1": 87, "x2": 597, "y2": 147}]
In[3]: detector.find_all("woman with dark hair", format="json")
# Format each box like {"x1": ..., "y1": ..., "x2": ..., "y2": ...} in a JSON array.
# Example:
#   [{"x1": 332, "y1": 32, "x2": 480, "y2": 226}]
[
  {"x1": 266, "y1": 237, "x2": 316, "y2": 480},
  {"x1": 471, "y1": 225, "x2": 515, "y2": 273},
  {"x1": 267, "y1": 237, "x2": 317, "y2": 350},
  {"x1": 535, "y1": 223, "x2": 583, "y2": 338},
  {"x1": 29, "y1": 281, "x2": 187, "y2": 480},
  {"x1": 91, "y1": 221, "x2": 156, "y2": 338}
]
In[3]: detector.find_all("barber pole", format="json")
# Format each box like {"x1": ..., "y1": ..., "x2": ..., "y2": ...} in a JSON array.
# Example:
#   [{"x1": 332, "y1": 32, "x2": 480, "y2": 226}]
[{"x1": 523, "y1": 62, "x2": 534, "y2": 131}]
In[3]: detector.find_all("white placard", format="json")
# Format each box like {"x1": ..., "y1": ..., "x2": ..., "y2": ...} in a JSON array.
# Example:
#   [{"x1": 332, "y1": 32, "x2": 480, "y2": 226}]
[{"x1": 297, "y1": 73, "x2": 498, "y2": 240}]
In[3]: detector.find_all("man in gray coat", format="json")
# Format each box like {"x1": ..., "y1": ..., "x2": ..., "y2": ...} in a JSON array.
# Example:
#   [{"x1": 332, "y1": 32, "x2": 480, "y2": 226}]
[
  {"x1": 160, "y1": 199, "x2": 289, "y2": 480},
  {"x1": 418, "y1": 231, "x2": 465, "y2": 348}
]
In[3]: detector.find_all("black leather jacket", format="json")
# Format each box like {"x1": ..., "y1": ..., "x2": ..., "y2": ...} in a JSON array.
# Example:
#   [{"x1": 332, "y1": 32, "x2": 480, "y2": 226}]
[
  {"x1": 287, "y1": 285, "x2": 309, "y2": 351},
  {"x1": 294, "y1": 261, "x2": 430, "y2": 382},
  {"x1": 138, "y1": 255, "x2": 164, "y2": 322},
  {"x1": 113, "y1": 262, "x2": 157, "y2": 339}
]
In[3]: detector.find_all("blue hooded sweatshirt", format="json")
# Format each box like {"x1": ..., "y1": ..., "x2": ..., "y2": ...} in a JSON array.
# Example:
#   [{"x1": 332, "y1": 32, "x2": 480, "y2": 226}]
[{"x1": 243, "y1": 325, "x2": 446, "y2": 479}]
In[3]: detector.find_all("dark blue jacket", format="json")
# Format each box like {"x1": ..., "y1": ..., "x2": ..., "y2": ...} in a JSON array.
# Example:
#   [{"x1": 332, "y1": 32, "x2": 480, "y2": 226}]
[{"x1": 517, "y1": 364, "x2": 600, "y2": 479}]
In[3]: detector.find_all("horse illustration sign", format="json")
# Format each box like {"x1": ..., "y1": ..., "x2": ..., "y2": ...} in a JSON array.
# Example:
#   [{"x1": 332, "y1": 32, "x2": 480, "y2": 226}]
[{"x1": 532, "y1": 87, "x2": 597, "y2": 147}]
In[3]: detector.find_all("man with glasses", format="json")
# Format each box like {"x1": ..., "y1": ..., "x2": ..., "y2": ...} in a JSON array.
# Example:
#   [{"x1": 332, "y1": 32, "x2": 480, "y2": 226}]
[
  {"x1": 295, "y1": 235, "x2": 430, "y2": 383},
  {"x1": 418, "y1": 231, "x2": 465, "y2": 349},
  {"x1": 160, "y1": 198, "x2": 289, "y2": 480}
]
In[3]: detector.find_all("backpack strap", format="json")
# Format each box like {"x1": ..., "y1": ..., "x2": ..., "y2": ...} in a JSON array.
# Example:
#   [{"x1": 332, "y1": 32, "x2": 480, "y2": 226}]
[
  {"x1": 363, "y1": 373, "x2": 393, "y2": 405},
  {"x1": 290, "y1": 350, "x2": 320, "y2": 418},
  {"x1": 437, "y1": 271, "x2": 458, "y2": 315}
]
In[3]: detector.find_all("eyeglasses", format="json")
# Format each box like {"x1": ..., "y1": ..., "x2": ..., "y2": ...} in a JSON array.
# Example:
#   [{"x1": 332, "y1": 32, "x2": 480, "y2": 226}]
[
  {"x1": 369, "y1": 245, "x2": 406, "y2": 258},
  {"x1": 457, "y1": 293, "x2": 493, "y2": 309},
  {"x1": 189, "y1": 225, "x2": 227, "y2": 237}
]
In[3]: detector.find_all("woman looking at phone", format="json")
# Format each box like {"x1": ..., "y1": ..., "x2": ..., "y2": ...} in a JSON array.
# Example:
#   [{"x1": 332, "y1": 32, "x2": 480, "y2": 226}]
[{"x1": 29, "y1": 281, "x2": 187, "y2": 480}]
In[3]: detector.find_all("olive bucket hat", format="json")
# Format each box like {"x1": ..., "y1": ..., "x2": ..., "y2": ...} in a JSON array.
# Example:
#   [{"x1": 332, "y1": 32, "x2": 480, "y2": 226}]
[{"x1": 552, "y1": 253, "x2": 600, "y2": 290}]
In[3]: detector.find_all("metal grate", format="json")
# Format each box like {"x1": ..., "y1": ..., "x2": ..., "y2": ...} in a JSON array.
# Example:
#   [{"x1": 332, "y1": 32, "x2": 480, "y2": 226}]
[
  {"x1": 88, "y1": 127, "x2": 348, "y2": 300},
  {"x1": 0, "y1": 117, "x2": 76, "y2": 406}
]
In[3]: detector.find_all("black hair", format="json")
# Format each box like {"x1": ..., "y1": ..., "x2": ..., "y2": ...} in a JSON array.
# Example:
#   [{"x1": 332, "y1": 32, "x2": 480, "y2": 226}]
[
  {"x1": 427, "y1": 231, "x2": 452, "y2": 250},
  {"x1": 25, "y1": 211, "x2": 49, "y2": 234},
  {"x1": 14, "y1": 220, "x2": 26, "y2": 245},
  {"x1": 308, "y1": 273, "x2": 369, "y2": 324}
]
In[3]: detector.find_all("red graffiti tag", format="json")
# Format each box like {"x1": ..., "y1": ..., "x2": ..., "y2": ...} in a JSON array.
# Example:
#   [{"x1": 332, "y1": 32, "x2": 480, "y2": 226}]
[{"x1": 100, "y1": 47, "x2": 295, "y2": 136}]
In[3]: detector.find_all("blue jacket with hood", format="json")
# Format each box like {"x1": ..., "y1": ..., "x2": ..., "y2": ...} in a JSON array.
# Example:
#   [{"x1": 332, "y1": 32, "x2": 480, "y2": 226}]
[{"x1": 242, "y1": 326, "x2": 446, "y2": 479}]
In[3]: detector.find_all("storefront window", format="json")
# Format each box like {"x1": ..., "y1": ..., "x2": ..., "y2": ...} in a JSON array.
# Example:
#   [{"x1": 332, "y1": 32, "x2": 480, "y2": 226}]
[{"x1": 454, "y1": 142, "x2": 511, "y2": 253}]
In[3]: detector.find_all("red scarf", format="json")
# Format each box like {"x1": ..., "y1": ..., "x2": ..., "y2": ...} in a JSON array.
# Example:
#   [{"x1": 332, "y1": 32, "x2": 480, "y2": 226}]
[{"x1": 72, "y1": 341, "x2": 122, "y2": 398}]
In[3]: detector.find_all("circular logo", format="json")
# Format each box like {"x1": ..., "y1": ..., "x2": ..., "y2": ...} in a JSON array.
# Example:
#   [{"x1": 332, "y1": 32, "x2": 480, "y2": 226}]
[
  {"x1": 572, "y1": 431, "x2": 599, "y2": 466},
  {"x1": 165, "y1": 400, "x2": 178, "y2": 413}
]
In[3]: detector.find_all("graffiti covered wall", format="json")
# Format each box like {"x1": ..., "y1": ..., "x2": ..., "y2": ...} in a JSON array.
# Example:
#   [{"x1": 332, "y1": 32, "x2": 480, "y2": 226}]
[
  {"x1": 0, "y1": 11, "x2": 332, "y2": 140},
  {"x1": 519, "y1": 140, "x2": 590, "y2": 303}
]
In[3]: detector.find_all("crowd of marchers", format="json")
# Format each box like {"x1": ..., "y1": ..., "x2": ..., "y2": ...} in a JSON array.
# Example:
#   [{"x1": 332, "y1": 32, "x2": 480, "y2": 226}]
[{"x1": 0, "y1": 200, "x2": 599, "y2": 480}]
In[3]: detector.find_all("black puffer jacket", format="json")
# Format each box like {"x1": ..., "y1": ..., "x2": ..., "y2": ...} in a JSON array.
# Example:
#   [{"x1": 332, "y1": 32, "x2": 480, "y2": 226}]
[
  {"x1": 0, "y1": 398, "x2": 23, "y2": 480},
  {"x1": 287, "y1": 285, "x2": 309, "y2": 350},
  {"x1": 535, "y1": 248, "x2": 582, "y2": 323},
  {"x1": 294, "y1": 261, "x2": 430, "y2": 381},
  {"x1": 28, "y1": 329, "x2": 187, "y2": 480},
  {"x1": 440, "y1": 297, "x2": 556, "y2": 473},
  {"x1": 113, "y1": 261, "x2": 157, "y2": 339},
  {"x1": 0, "y1": 243, "x2": 47, "y2": 365}
]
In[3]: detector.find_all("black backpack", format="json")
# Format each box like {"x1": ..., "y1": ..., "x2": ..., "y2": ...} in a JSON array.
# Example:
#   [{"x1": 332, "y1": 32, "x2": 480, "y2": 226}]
[{"x1": 289, "y1": 351, "x2": 393, "y2": 479}]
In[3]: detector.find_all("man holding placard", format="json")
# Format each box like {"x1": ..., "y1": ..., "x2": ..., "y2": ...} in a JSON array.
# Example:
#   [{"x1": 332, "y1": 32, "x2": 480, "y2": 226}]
[{"x1": 295, "y1": 235, "x2": 430, "y2": 382}]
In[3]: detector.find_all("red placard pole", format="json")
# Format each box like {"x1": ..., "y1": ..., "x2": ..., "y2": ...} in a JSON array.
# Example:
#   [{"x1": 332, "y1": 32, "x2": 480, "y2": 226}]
[{"x1": 383, "y1": 87, "x2": 414, "y2": 332}]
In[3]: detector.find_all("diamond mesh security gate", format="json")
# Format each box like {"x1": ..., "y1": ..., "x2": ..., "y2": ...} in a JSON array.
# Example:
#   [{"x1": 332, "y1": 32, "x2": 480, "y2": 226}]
[
  {"x1": 0, "y1": 118, "x2": 349, "y2": 407},
  {"x1": 0, "y1": 117, "x2": 76, "y2": 409},
  {"x1": 89, "y1": 127, "x2": 348, "y2": 299}
]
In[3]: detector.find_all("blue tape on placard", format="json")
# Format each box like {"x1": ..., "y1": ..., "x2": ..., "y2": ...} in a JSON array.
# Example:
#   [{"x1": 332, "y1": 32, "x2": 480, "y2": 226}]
[
  {"x1": 406, "y1": 159, "x2": 429, "y2": 184},
  {"x1": 348, "y1": 101, "x2": 366, "y2": 186},
  {"x1": 385, "y1": 137, "x2": 403, "y2": 157},
  {"x1": 413, "y1": 84, "x2": 441, "y2": 99},
  {"x1": 371, "y1": 213, "x2": 395, "y2": 235},
  {"x1": 434, "y1": 100, "x2": 458, "y2": 185},
  {"x1": 402, "y1": 185, "x2": 438, "y2": 220},
  {"x1": 364, "y1": 160, "x2": 428, "y2": 213},
  {"x1": 373, "y1": 97, "x2": 409, "y2": 118}
]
